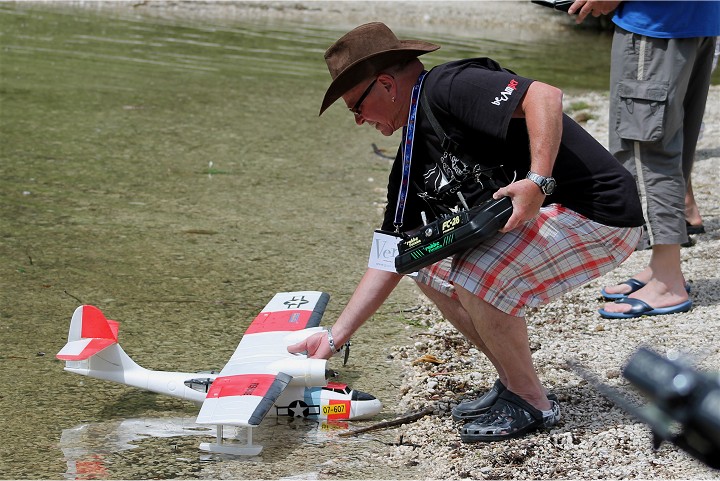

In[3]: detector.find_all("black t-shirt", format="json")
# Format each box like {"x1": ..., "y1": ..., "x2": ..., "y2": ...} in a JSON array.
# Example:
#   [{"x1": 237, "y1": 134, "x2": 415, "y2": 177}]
[{"x1": 381, "y1": 58, "x2": 644, "y2": 232}]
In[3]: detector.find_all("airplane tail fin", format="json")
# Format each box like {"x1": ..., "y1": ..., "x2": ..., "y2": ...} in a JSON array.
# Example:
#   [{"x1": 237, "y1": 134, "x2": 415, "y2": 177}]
[
  {"x1": 56, "y1": 305, "x2": 145, "y2": 379},
  {"x1": 57, "y1": 306, "x2": 119, "y2": 361},
  {"x1": 56, "y1": 306, "x2": 207, "y2": 403}
]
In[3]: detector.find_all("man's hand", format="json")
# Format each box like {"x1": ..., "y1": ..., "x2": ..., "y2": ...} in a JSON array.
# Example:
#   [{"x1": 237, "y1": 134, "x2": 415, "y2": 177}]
[
  {"x1": 287, "y1": 331, "x2": 334, "y2": 359},
  {"x1": 287, "y1": 268, "x2": 401, "y2": 361},
  {"x1": 493, "y1": 180, "x2": 546, "y2": 232},
  {"x1": 568, "y1": 0, "x2": 622, "y2": 24}
]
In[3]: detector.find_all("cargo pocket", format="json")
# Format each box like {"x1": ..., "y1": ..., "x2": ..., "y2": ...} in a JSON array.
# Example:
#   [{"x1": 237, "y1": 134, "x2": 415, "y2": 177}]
[{"x1": 615, "y1": 79, "x2": 669, "y2": 142}]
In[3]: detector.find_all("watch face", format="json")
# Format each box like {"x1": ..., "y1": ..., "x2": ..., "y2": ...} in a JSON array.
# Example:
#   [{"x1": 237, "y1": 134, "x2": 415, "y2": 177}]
[{"x1": 544, "y1": 178, "x2": 556, "y2": 195}]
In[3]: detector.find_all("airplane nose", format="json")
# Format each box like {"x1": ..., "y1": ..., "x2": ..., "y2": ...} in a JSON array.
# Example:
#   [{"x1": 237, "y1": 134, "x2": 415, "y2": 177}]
[{"x1": 350, "y1": 392, "x2": 382, "y2": 419}]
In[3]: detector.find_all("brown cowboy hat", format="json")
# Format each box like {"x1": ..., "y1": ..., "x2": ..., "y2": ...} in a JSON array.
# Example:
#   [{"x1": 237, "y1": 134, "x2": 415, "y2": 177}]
[{"x1": 319, "y1": 22, "x2": 439, "y2": 115}]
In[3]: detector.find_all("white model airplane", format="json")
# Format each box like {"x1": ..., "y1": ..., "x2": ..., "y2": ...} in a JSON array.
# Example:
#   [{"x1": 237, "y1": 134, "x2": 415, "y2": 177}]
[{"x1": 56, "y1": 291, "x2": 382, "y2": 456}]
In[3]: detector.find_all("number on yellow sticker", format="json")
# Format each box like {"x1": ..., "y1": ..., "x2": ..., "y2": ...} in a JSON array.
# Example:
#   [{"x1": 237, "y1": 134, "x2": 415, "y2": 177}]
[{"x1": 322, "y1": 404, "x2": 348, "y2": 415}]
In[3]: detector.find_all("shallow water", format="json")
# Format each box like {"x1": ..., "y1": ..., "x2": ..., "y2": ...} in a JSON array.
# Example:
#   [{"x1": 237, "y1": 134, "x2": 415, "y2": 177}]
[{"x1": 0, "y1": 3, "x2": 695, "y2": 479}]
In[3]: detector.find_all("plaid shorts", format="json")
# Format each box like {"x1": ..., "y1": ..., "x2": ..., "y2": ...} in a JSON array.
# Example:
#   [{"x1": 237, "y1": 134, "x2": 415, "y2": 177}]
[{"x1": 414, "y1": 204, "x2": 642, "y2": 317}]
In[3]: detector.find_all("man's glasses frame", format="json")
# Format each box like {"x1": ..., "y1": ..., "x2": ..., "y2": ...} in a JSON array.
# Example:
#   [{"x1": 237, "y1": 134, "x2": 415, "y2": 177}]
[{"x1": 349, "y1": 78, "x2": 377, "y2": 116}]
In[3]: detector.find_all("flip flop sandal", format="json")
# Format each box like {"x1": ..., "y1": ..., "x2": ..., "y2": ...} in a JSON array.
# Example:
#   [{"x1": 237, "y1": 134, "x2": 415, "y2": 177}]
[
  {"x1": 460, "y1": 390, "x2": 561, "y2": 443},
  {"x1": 686, "y1": 222, "x2": 705, "y2": 235},
  {"x1": 681, "y1": 236, "x2": 697, "y2": 248},
  {"x1": 598, "y1": 297, "x2": 693, "y2": 319},
  {"x1": 601, "y1": 279, "x2": 691, "y2": 301},
  {"x1": 600, "y1": 278, "x2": 646, "y2": 300}
]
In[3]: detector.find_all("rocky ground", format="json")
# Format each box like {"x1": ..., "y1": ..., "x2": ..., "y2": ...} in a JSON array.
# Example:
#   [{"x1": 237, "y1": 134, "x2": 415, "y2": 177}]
[{"x1": 54, "y1": 1, "x2": 720, "y2": 478}]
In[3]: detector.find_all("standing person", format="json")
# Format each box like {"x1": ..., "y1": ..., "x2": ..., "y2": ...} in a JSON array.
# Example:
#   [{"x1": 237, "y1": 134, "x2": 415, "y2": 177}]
[
  {"x1": 569, "y1": 1, "x2": 720, "y2": 318},
  {"x1": 289, "y1": 22, "x2": 643, "y2": 442}
]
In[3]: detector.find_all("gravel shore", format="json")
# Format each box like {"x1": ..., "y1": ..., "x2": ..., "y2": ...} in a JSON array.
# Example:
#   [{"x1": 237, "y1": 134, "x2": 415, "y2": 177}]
[{"x1": 63, "y1": 2, "x2": 720, "y2": 478}]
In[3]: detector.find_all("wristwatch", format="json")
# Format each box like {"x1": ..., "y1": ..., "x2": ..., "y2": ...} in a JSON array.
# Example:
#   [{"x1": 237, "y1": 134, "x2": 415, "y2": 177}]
[{"x1": 526, "y1": 171, "x2": 557, "y2": 195}]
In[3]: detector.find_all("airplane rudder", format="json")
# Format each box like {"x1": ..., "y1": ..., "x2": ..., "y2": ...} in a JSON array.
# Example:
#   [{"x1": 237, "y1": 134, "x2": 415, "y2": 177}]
[{"x1": 79, "y1": 305, "x2": 117, "y2": 341}]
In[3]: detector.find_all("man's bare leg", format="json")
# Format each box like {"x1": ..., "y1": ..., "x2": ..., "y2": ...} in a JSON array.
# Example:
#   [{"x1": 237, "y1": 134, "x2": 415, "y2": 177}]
[
  {"x1": 685, "y1": 179, "x2": 703, "y2": 228},
  {"x1": 453, "y1": 284, "x2": 550, "y2": 411},
  {"x1": 416, "y1": 283, "x2": 506, "y2": 383}
]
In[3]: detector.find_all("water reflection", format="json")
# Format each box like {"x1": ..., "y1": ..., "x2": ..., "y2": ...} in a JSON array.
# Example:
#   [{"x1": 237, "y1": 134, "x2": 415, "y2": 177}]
[
  {"x1": 58, "y1": 415, "x2": 391, "y2": 480},
  {"x1": 59, "y1": 417, "x2": 212, "y2": 479}
]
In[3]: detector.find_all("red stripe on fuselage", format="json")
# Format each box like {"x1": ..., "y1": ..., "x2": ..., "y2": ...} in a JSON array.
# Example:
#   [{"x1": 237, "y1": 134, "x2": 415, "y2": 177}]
[
  {"x1": 245, "y1": 310, "x2": 311, "y2": 334},
  {"x1": 206, "y1": 374, "x2": 276, "y2": 399}
]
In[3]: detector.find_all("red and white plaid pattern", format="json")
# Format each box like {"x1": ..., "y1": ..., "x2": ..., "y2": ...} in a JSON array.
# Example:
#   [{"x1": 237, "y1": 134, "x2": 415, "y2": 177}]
[{"x1": 415, "y1": 204, "x2": 642, "y2": 317}]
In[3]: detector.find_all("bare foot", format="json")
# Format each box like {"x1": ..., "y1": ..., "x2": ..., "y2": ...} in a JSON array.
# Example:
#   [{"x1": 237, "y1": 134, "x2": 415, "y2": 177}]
[
  {"x1": 601, "y1": 279, "x2": 689, "y2": 314},
  {"x1": 602, "y1": 269, "x2": 651, "y2": 297}
]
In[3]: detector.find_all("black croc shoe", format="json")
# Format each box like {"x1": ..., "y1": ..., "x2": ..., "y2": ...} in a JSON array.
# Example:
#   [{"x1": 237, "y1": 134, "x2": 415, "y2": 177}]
[
  {"x1": 459, "y1": 389, "x2": 561, "y2": 443},
  {"x1": 451, "y1": 379, "x2": 506, "y2": 421},
  {"x1": 452, "y1": 380, "x2": 558, "y2": 422}
]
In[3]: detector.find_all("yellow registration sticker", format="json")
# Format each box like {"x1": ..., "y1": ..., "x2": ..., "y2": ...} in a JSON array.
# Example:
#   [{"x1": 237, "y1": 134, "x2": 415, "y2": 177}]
[{"x1": 322, "y1": 404, "x2": 347, "y2": 415}]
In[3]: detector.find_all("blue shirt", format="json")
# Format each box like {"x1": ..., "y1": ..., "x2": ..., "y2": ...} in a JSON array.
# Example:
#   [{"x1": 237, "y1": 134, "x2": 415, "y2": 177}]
[{"x1": 614, "y1": 1, "x2": 720, "y2": 38}]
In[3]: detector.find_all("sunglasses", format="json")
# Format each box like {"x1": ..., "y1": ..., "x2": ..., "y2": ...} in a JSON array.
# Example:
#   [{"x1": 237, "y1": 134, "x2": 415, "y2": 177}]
[{"x1": 349, "y1": 78, "x2": 377, "y2": 116}]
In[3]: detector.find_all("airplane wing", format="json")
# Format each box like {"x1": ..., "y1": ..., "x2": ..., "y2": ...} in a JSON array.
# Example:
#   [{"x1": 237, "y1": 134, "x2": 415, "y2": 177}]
[
  {"x1": 196, "y1": 291, "x2": 330, "y2": 428},
  {"x1": 244, "y1": 290, "x2": 328, "y2": 334}
]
